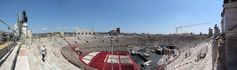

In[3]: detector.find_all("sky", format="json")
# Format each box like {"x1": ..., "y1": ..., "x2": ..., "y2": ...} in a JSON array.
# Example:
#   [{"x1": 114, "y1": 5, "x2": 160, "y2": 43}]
[{"x1": 0, "y1": 0, "x2": 223, "y2": 34}]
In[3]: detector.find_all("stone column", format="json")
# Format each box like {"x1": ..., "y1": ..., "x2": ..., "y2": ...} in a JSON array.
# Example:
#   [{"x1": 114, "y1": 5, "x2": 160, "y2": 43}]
[{"x1": 223, "y1": 1, "x2": 237, "y2": 70}]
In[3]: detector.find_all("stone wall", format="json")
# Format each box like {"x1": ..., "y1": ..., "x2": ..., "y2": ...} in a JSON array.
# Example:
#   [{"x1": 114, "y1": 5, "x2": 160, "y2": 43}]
[{"x1": 220, "y1": 1, "x2": 237, "y2": 70}]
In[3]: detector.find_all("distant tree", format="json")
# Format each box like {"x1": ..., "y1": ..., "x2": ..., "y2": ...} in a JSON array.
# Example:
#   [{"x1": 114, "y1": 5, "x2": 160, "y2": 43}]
[{"x1": 200, "y1": 32, "x2": 202, "y2": 35}]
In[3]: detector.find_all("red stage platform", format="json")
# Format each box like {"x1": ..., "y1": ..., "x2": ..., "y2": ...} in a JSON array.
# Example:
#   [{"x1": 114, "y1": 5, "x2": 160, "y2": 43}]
[{"x1": 79, "y1": 51, "x2": 140, "y2": 70}]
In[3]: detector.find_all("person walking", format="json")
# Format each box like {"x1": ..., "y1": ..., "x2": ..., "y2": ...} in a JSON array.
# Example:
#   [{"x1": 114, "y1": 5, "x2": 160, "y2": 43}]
[{"x1": 41, "y1": 45, "x2": 47, "y2": 62}]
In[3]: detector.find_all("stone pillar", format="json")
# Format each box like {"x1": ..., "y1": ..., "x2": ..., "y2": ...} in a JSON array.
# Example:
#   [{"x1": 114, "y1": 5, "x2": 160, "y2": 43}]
[
  {"x1": 208, "y1": 28, "x2": 213, "y2": 38},
  {"x1": 214, "y1": 24, "x2": 220, "y2": 37},
  {"x1": 22, "y1": 22, "x2": 28, "y2": 38},
  {"x1": 212, "y1": 39, "x2": 218, "y2": 69},
  {"x1": 222, "y1": 1, "x2": 237, "y2": 70},
  {"x1": 217, "y1": 37, "x2": 227, "y2": 70}
]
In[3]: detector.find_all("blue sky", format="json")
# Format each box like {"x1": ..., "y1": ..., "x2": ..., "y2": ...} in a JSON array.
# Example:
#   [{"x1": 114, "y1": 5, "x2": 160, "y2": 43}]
[{"x1": 0, "y1": 0, "x2": 223, "y2": 34}]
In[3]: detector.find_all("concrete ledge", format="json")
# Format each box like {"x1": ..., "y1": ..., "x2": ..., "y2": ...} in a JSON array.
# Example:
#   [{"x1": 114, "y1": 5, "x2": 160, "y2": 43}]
[
  {"x1": 15, "y1": 45, "x2": 30, "y2": 70},
  {"x1": 0, "y1": 42, "x2": 15, "y2": 60},
  {"x1": 11, "y1": 42, "x2": 21, "y2": 70},
  {"x1": 0, "y1": 42, "x2": 20, "y2": 70}
]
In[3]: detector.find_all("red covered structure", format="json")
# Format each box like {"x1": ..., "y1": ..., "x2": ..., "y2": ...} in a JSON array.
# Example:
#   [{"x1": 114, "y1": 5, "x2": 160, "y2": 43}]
[{"x1": 80, "y1": 51, "x2": 140, "y2": 70}]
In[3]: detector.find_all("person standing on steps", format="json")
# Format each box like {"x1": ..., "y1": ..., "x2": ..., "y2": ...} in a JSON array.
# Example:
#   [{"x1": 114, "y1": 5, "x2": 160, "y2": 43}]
[{"x1": 41, "y1": 45, "x2": 47, "y2": 62}]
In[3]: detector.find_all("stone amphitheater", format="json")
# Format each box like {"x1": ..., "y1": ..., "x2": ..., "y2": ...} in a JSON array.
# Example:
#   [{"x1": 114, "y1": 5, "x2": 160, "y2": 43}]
[
  {"x1": 59, "y1": 34, "x2": 208, "y2": 70},
  {"x1": 0, "y1": 34, "x2": 210, "y2": 70}
]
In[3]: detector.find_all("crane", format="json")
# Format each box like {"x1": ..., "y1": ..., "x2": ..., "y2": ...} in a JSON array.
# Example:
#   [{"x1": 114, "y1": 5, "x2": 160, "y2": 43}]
[
  {"x1": 0, "y1": 11, "x2": 27, "y2": 41},
  {"x1": 175, "y1": 23, "x2": 210, "y2": 34},
  {"x1": 0, "y1": 19, "x2": 11, "y2": 30},
  {"x1": 0, "y1": 19, "x2": 19, "y2": 35}
]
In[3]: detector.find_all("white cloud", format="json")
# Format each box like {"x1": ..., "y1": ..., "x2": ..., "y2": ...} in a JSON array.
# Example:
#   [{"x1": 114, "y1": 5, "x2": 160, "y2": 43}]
[
  {"x1": 63, "y1": 27, "x2": 68, "y2": 30},
  {"x1": 56, "y1": 26, "x2": 62, "y2": 30},
  {"x1": 72, "y1": 27, "x2": 80, "y2": 30},
  {"x1": 42, "y1": 27, "x2": 48, "y2": 31}
]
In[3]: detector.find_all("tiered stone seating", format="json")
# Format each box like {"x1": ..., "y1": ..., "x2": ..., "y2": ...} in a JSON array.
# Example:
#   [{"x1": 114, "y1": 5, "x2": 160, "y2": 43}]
[{"x1": 63, "y1": 36, "x2": 140, "y2": 69}]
